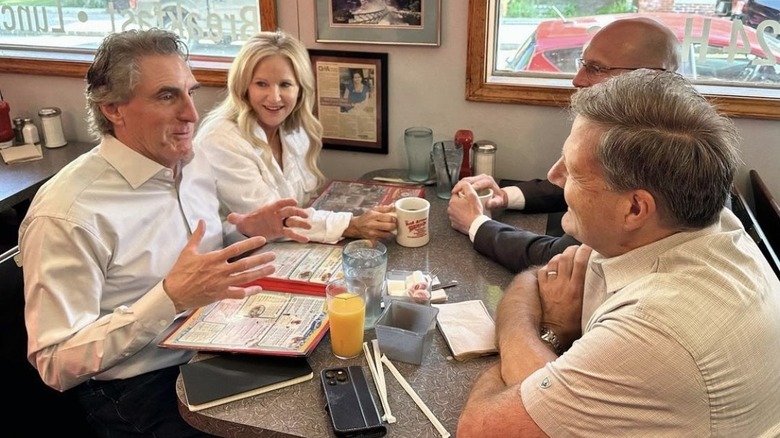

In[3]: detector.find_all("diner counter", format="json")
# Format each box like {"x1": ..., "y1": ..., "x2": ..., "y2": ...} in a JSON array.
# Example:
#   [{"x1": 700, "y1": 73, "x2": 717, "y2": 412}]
[
  {"x1": 0, "y1": 141, "x2": 96, "y2": 212},
  {"x1": 176, "y1": 169, "x2": 548, "y2": 437}
]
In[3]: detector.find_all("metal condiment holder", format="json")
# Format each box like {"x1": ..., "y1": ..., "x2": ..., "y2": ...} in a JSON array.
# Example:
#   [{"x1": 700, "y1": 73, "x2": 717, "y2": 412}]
[
  {"x1": 472, "y1": 140, "x2": 497, "y2": 177},
  {"x1": 38, "y1": 107, "x2": 67, "y2": 148}
]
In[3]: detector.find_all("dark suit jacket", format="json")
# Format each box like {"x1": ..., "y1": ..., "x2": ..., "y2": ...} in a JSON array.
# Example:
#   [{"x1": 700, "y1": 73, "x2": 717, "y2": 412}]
[
  {"x1": 499, "y1": 178, "x2": 567, "y2": 214},
  {"x1": 472, "y1": 178, "x2": 573, "y2": 272},
  {"x1": 474, "y1": 220, "x2": 580, "y2": 273}
]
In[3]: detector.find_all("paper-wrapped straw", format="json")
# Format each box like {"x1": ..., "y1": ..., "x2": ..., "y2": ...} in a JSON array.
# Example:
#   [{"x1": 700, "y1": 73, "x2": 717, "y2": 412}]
[
  {"x1": 372, "y1": 340, "x2": 386, "y2": 392},
  {"x1": 362, "y1": 342, "x2": 396, "y2": 423},
  {"x1": 381, "y1": 355, "x2": 450, "y2": 438}
]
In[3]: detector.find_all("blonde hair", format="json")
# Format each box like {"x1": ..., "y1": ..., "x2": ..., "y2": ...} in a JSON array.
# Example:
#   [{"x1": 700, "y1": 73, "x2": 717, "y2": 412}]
[{"x1": 201, "y1": 30, "x2": 325, "y2": 185}]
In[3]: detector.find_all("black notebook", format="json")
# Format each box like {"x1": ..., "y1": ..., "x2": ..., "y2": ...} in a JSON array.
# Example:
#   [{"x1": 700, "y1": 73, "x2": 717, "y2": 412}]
[{"x1": 180, "y1": 354, "x2": 314, "y2": 411}]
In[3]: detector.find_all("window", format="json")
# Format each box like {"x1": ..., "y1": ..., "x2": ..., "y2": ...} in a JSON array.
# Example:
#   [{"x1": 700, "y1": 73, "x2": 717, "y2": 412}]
[
  {"x1": 0, "y1": 0, "x2": 277, "y2": 87},
  {"x1": 467, "y1": 0, "x2": 780, "y2": 119}
]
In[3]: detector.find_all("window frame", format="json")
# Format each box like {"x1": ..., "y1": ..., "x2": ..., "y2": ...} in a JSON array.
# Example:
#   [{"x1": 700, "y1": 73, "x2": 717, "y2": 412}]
[
  {"x1": 0, "y1": 0, "x2": 277, "y2": 87},
  {"x1": 466, "y1": 0, "x2": 780, "y2": 120}
]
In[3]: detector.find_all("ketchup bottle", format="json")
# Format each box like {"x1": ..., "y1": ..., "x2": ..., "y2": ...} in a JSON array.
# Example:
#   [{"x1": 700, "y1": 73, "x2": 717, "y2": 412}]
[
  {"x1": 0, "y1": 89, "x2": 14, "y2": 147},
  {"x1": 455, "y1": 129, "x2": 474, "y2": 179}
]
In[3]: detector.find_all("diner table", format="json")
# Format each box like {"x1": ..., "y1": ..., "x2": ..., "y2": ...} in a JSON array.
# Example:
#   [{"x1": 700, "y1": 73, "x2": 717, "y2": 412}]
[{"x1": 176, "y1": 169, "x2": 549, "y2": 438}]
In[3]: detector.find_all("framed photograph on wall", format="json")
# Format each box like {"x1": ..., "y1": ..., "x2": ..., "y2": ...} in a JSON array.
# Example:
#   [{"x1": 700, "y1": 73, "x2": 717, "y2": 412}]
[
  {"x1": 315, "y1": 0, "x2": 441, "y2": 46},
  {"x1": 309, "y1": 49, "x2": 389, "y2": 154}
]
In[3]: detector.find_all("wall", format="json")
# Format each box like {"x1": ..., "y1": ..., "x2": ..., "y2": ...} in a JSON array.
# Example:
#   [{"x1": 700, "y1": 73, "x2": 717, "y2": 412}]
[{"x1": 1, "y1": 0, "x2": 778, "y2": 199}]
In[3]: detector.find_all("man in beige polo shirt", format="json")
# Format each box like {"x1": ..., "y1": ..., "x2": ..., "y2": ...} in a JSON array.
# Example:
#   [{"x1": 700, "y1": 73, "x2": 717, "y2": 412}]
[{"x1": 457, "y1": 70, "x2": 780, "y2": 436}]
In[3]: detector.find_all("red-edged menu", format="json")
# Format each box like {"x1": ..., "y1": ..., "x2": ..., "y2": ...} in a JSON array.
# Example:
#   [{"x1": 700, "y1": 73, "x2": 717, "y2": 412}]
[
  {"x1": 160, "y1": 242, "x2": 344, "y2": 356},
  {"x1": 307, "y1": 179, "x2": 425, "y2": 216},
  {"x1": 160, "y1": 288, "x2": 328, "y2": 356},
  {"x1": 251, "y1": 241, "x2": 344, "y2": 295}
]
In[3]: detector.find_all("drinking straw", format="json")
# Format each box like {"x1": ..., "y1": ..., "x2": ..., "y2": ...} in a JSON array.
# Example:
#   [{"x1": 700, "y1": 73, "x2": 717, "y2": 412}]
[
  {"x1": 381, "y1": 355, "x2": 450, "y2": 438},
  {"x1": 372, "y1": 340, "x2": 395, "y2": 423},
  {"x1": 372, "y1": 340, "x2": 386, "y2": 392},
  {"x1": 440, "y1": 143, "x2": 454, "y2": 188},
  {"x1": 362, "y1": 342, "x2": 396, "y2": 423}
]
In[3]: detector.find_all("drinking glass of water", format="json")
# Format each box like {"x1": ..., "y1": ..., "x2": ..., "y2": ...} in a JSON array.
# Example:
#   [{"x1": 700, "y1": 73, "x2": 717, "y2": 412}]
[{"x1": 341, "y1": 239, "x2": 388, "y2": 330}]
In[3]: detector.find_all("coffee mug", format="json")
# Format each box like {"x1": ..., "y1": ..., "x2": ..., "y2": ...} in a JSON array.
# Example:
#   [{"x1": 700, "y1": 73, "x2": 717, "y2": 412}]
[
  {"x1": 477, "y1": 188, "x2": 493, "y2": 218},
  {"x1": 392, "y1": 197, "x2": 430, "y2": 248}
]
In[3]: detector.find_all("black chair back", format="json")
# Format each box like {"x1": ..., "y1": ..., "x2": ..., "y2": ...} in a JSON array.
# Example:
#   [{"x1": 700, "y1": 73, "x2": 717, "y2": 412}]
[
  {"x1": 749, "y1": 169, "x2": 780, "y2": 255},
  {"x1": 730, "y1": 186, "x2": 780, "y2": 280}
]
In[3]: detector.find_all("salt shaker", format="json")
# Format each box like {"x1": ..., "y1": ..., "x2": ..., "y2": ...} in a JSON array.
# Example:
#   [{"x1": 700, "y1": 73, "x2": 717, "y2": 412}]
[
  {"x1": 472, "y1": 140, "x2": 497, "y2": 178},
  {"x1": 38, "y1": 107, "x2": 67, "y2": 148},
  {"x1": 22, "y1": 118, "x2": 40, "y2": 145}
]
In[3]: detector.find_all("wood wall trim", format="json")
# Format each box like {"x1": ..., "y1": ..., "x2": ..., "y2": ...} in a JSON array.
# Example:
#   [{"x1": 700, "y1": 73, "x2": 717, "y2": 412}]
[{"x1": 466, "y1": 0, "x2": 780, "y2": 120}]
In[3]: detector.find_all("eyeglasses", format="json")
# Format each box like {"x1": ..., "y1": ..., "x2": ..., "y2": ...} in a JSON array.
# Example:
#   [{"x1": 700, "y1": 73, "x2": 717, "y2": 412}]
[{"x1": 576, "y1": 58, "x2": 666, "y2": 77}]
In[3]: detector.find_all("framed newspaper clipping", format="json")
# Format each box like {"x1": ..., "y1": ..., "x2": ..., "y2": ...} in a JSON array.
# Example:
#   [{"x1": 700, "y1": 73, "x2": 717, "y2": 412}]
[{"x1": 308, "y1": 49, "x2": 388, "y2": 154}]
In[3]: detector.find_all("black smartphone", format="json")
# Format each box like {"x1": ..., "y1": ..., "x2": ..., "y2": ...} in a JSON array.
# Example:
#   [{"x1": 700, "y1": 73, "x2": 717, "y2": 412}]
[{"x1": 320, "y1": 366, "x2": 387, "y2": 438}]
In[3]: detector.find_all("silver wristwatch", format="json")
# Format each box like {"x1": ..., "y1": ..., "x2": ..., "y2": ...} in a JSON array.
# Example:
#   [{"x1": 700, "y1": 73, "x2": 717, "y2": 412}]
[{"x1": 539, "y1": 326, "x2": 563, "y2": 355}]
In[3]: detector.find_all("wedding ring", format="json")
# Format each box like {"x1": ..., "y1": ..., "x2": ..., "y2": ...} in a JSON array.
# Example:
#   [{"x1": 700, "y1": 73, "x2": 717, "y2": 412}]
[
  {"x1": 282, "y1": 217, "x2": 290, "y2": 227},
  {"x1": 547, "y1": 270, "x2": 558, "y2": 278}
]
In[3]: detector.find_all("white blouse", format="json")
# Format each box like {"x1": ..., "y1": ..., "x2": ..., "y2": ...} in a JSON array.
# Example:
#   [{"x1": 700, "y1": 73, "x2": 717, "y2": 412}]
[{"x1": 194, "y1": 117, "x2": 351, "y2": 244}]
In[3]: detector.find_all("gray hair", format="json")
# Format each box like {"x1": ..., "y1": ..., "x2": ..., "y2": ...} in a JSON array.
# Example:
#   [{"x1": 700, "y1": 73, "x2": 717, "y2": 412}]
[
  {"x1": 570, "y1": 70, "x2": 741, "y2": 229},
  {"x1": 85, "y1": 29, "x2": 189, "y2": 138}
]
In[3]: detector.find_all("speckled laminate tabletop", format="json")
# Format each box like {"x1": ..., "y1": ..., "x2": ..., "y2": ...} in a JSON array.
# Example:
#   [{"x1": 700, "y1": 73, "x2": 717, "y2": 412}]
[{"x1": 177, "y1": 169, "x2": 548, "y2": 438}]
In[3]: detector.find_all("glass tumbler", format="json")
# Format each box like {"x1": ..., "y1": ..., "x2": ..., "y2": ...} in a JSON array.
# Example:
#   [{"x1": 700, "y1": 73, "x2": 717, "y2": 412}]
[
  {"x1": 341, "y1": 239, "x2": 388, "y2": 330},
  {"x1": 404, "y1": 127, "x2": 433, "y2": 182},
  {"x1": 431, "y1": 140, "x2": 464, "y2": 200},
  {"x1": 326, "y1": 278, "x2": 367, "y2": 360}
]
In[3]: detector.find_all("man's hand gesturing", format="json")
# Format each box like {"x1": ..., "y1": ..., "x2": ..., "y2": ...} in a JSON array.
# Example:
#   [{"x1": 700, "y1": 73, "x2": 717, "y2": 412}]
[{"x1": 163, "y1": 220, "x2": 278, "y2": 313}]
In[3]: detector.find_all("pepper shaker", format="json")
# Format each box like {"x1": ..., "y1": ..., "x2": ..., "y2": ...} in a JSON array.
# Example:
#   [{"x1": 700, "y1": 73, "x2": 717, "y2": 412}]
[
  {"x1": 455, "y1": 129, "x2": 474, "y2": 180},
  {"x1": 13, "y1": 117, "x2": 25, "y2": 145},
  {"x1": 0, "y1": 92, "x2": 13, "y2": 148}
]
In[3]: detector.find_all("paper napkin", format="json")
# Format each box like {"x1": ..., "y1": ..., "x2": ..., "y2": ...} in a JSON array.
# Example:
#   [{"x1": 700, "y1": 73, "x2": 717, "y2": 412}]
[
  {"x1": 1, "y1": 143, "x2": 42, "y2": 164},
  {"x1": 434, "y1": 300, "x2": 498, "y2": 361}
]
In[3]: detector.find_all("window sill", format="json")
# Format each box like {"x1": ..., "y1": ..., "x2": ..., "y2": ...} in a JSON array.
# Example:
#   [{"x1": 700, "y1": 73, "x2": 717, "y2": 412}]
[
  {"x1": 0, "y1": 50, "x2": 229, "y2": 87},
  {"x1": 0, "y1": 0, "x2": 276, "y2": 88}
]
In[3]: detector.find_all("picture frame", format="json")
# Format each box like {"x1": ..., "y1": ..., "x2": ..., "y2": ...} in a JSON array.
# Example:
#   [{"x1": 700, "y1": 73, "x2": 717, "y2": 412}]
[
  {"x1": 315, "y1": 0, "x2": 441, "y2": 46},
  {"x1": 308, "y1": 49, "x2": 388, "y2": 154}
]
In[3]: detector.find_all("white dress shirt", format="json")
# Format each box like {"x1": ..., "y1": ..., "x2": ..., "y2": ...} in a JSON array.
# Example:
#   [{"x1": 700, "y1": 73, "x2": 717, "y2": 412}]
[
  {"x1": 19, "y1": 135, "x2": 226, "y2": 391},
  {"x1": 504, "y1": 185, "x2": 527, "y2": 209},
  {"x1": 194, "y1": 117, "x2": 351, "y2": 244}
]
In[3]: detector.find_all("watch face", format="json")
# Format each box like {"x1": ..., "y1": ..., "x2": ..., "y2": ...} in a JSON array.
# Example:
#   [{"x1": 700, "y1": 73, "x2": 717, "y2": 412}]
[{"x1": 540, "y1": 326, "x2": 561, "y2": 355}]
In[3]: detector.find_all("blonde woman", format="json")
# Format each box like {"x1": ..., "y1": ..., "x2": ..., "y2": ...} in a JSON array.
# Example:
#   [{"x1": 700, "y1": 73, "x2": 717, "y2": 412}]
[{"x1": 195, "y1": 31, "x2": 395, "y2": 243}]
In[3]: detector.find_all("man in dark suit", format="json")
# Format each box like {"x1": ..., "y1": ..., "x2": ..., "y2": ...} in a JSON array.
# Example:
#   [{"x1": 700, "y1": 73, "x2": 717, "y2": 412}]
[{"x1": 448, "y1": 17, "x2": 681, "y2": 272}]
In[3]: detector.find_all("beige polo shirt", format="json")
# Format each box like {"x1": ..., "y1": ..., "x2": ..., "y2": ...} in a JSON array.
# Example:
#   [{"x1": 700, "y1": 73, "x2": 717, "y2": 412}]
[{"x1": 521, "y1": 209, "x2": 780, "y2": 437}]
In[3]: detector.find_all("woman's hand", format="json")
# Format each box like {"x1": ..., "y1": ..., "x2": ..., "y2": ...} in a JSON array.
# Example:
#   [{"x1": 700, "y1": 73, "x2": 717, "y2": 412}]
[
  {"x1": 344, "y1": 204, "x2": 396, "y2": 240},
  {"x1": 228, "y1": 198, "x2": 311, "y2": 242}
]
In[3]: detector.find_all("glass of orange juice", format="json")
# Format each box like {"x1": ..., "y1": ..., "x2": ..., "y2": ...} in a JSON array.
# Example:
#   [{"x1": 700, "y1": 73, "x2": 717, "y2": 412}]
[{"x1": 326, "y1": 278, "x2": 367, "y2": 359}]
